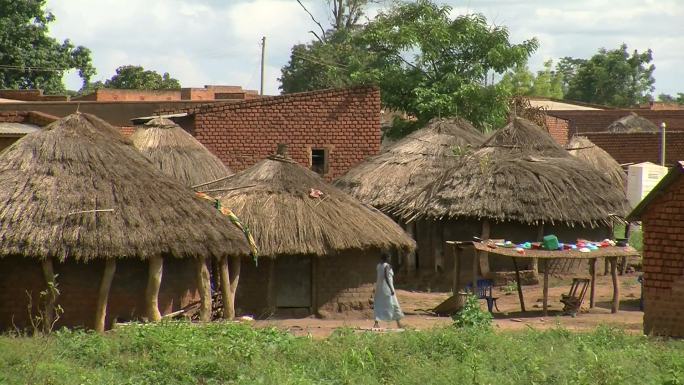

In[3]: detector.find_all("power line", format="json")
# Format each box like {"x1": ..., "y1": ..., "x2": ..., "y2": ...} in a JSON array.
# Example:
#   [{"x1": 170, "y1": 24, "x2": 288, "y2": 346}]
[{"x1": 0, "y1": 64, "x2": 70, "y2": 73}]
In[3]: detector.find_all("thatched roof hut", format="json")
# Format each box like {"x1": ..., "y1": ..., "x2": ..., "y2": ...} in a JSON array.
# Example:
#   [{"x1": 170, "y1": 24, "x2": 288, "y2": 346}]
[
  {"x1": 608, "y1": 112, "x2": 659, "y2": 133},
  {"x1": 334, "y1": 117, "x2": 485, "y2": 211},
  {"x1": 0, "y1": 113, "x2": 249, "y2": 330},
  {"x1": 567, "y1": 136, "x2": 626, "y2": 191},
  {"x1": 216, "y1": 144, "x2": 414, "y2": 317},
  {"x1": 395, "y1": 117, "x2": 628, "y2": 226},
  {"x1": 218, "y1": 145, "x2": 415, "y2": 256},
  {"x1": 131, "y1": 117, "x2": 231, "y2": 187}
]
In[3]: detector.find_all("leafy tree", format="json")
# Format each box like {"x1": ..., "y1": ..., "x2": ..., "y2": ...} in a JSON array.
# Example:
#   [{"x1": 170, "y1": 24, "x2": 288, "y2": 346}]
[
  {"x1": 0, "y1": 0, "x2": 95, "y2": 94},
  {"x1": 499, "y1": 65, "x2": 535, "y2": 96},
  {"x1": 555, "y1": 57, "x2": 585, "y2": 95},
  {"x1": 531, "y1": 60, "x2": 563, "y2": 99},
  {"x1": 353, "y1": 1, "x2": 538, "y2": 130},
  {"x1": 657, "y1": 93, "x2": 684, "y2": 104},
  {"x1": 102, "y1": 65, "x2": 181, "y2": 90},
  {"x1": 564, "y1": 44, "x2": 655, "y2": 107}
]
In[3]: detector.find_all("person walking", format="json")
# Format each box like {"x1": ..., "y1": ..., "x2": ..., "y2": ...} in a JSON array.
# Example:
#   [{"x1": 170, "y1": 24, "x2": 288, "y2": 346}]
[{"x1": 373, "y1": 252, "x2": 404, "y2": 329}]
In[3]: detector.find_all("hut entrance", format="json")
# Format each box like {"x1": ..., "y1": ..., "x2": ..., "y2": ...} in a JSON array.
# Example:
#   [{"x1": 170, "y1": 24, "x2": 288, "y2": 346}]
[{"x1": 275, "y1": 256, "x2": 312, "y2": 309}]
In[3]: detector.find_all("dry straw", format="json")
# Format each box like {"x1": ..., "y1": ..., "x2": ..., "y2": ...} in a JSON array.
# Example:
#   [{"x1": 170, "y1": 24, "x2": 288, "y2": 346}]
[
  {"x1": 0, "y1": 113, "x2": 250, "y2": 261},
  {"x1": 217, "y1": 145, "x2": 416, "y2": 257},
  {"x1": 131, "y1": 117, "x2": 232, "y2": 188},
  {"x1": 334, "y1": 117, "x2": 485, "y2": 211},
  {"x1": 607, "y1": 112, "x2": 659, "y2": 133},
  {"x1": 567, "y1": 136, "x2": 626, "y2": 191},
  {"x1": 392, "y1": 117, "x2": 628, "y2": 227}
]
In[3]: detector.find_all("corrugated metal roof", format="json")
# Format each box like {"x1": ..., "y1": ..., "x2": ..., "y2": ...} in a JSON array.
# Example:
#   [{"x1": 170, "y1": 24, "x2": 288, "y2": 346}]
[{"x1": 0, "y1": 122, "x2": 40, "y2": 136}]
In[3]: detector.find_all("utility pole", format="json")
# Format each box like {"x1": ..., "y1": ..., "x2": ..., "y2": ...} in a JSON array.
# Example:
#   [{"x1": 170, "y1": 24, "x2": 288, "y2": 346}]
[
  {"x1": 661, "y1": 121, "x2": 667, "y2": 166},
  {"x1": 260, "y1": 36, "x2": 266, "y2": 96}
]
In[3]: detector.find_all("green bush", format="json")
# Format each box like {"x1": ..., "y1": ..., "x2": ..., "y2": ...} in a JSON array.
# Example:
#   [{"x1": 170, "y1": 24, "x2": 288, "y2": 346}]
[
  {"x1": 1, "y1": 322, "x2": 684, "y2": 384},
  {"x1": 452, "y1": 294, "x2": 493, "y2": 328}
]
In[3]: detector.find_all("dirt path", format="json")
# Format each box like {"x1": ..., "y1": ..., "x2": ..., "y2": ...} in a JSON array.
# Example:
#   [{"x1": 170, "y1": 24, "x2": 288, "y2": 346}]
[{"x1": 254, "y1": 273, "x2": 644, "y2": 338}]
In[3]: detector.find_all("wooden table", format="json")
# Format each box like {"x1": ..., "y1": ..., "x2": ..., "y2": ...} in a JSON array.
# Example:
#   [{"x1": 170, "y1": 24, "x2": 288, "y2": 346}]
[{"x1": 447, "y1": 241, "x2": 640, "y2": 316}]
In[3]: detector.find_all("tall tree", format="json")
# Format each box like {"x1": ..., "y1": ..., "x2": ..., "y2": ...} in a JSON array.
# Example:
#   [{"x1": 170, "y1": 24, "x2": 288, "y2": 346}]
[
  {"x1": 103, "y1": 65, "x2": 181, "y2": 90},
  {"x1": 657, "y1": 93, "x2": 684, "y2": 104},
  {"x1": 555, "y1": 57, "x2": 585, "y2": 95},
  {"x1": 0, "y1": 0, "x2": 95, "y2": 93},
  {"x1": 531, "y1": 60, "x2": 563, "y2": 99},
  {"x1": 499, "y1": 65, "x2": 535, "y2": 96},
  {"x1": 353, "y1": 1, "x2": 538, "y2": 130},
  {"x1": 565, "y1": 44, "x2": 655, "y2": 107}
]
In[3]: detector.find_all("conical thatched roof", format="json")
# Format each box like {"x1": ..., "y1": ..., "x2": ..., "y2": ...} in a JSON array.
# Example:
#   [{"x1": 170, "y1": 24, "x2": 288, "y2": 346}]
[
  {"x1": 567, "y1": 136, "x2": 626, "y2": 191},
  {"x1": 393, "y1": 117, "x2": 628, "y2": 226},
  {"x1": 131, "y1": 117, "x2": 231, "y2": 187},
  {"x1": 334, "y1": 117, "x2": 485, "y2": 211},
  {"x1": 216, "y1": 145, "x2": 415, "y2": 257},
  {"x1": 0, "y1": 113, "x2": 250, "y2": 261},
  {"x1": 608, "y1": 112, "x2": 659, "y2": 133}
]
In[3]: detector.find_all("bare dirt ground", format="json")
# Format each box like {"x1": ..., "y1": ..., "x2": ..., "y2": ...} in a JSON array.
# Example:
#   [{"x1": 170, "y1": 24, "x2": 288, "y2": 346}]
[{"x1": 254, "y1": 273, "x2": 644, "y2": 338}]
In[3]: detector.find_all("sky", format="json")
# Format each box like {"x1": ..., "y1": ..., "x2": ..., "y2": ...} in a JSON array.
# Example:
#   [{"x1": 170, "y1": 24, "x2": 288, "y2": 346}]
[{"x1": 46, "y1": 0, "x2": 684, "y2": 97}]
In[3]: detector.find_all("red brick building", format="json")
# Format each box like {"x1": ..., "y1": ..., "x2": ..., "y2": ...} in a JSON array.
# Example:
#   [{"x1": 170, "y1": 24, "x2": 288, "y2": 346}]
[
  {"x1": 0, "y1": 111, "x2": 57, "y2": 152},
  {"x1": 628, "y1": 162, "x2": 684, "y2": 337},
  {"x1": 159, "y1": 86, "x2": 382, "y2": 181}
]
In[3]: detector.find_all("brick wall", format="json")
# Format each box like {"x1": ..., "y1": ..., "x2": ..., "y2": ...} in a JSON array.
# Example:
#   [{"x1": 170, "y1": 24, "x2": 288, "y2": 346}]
[
  {"x1": 159, "y1": 86, "x2": 382, "y2": 181},
  {"x1": 545, "y1": 115, "x2": 570, "y2": 145},
  {"x1": 235, "y1": 251, "x2": 377, "y2": 319},
  {"x1": 0, "y1": 257, "x2": 200, "y2": 331},
  {"x1": 81, "y1": 89, "x2": 181, "y2": 101},
  {"x1": 583, "y1": 131, "x2": 684, "y2": 165},
  {"x1": 641, "y1": 176, "x2": 684, "y2": 337}
]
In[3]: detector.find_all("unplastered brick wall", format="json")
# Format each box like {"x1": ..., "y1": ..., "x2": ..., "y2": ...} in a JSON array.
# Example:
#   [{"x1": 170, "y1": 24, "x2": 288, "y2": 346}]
[
  {"x1": 641, "y1": 176, "x2": 684, "y2": 337},
  {"x1": 158, "y1": 86, "x2": 382, "y2": 181},
  {"x1": 545, "y1": 115, "x2": 570, "y2": 145},
  {"x1": 583, "y1": 131, "x2": 684, "y2": 166}
]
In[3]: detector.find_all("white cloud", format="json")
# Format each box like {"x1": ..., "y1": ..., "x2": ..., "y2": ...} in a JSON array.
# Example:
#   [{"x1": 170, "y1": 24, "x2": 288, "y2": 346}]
[{"x1": 46, "y1": 0, "x2": 684, "y2": 95}]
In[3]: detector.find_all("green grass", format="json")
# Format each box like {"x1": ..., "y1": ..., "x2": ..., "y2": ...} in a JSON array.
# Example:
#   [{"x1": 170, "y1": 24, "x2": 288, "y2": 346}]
[
  {"x1": 1, "y1": 322, "x2": 684, "y2": 385},
  {"x1": 613, "y1": 223, "x2": 644, "y2": 252}
]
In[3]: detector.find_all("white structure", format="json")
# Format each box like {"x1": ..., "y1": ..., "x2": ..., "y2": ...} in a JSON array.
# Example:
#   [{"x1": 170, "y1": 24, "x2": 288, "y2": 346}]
[{"x1": 627, "y1": 162, "x2": 669, "y2": 208}]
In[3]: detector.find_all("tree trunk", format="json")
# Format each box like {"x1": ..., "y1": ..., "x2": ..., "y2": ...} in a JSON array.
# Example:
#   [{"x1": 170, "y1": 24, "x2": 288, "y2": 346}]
[
  {"x1": 95, "y1": 259, "x2": 116, "y2": 332},
  {"x1": 145, "y1": 256, "x2": 163, "y2": 322},
  {"x1": 219, "y1": 257, "x2": 233, "y2": 320},
  {"x1": 229, "y1": 255, "x2": 241, "y2": 314},
  {"x1": 40, "y1": 258, "x2": 57, "y2": 333},
  {"x1": 196, "y1": 256, "x2": 212, "y2": 322}
]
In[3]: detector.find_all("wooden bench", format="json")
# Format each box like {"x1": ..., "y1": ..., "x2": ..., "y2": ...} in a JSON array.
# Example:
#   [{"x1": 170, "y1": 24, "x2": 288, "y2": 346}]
[
  {"x1": 466, "y1": 279, "x2": 499, "y2": 313},
  {"x1": 560, "y1": 278, "x2": 590, "y2": 316}
]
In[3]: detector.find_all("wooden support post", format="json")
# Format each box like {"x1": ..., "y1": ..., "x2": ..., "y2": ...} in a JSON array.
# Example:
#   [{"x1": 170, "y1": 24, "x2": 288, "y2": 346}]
[
  {"x1": 533, "y1": 224, "x2": 544, "y2": 274},
  {"x1": 94, "y1": 259, "x2": 116, "y2": 332},
  {"x1": 610, "y1": 257, "x2": 620, "y2": 313},
  {"x1": 451, "y1": 243, "x2": 461, "y2": 295},
  {"x1": 311, "y1": 257, "x2": 318, "y2": 315},
  {"x1": 512, "y1": 257, "x2": 526, "y2": 312},
  {"x1": 542, "y1": 259, "x2": 549, "y2": 317},
  {"x1": 218, "y1": 256, "x2": 233, "y2": 320},
  {"x1": 589, "y1": 258, "x2": 597, "y2": 308},
  {"x1": 478, "y1": 220, "x2": 491, "y2": 276},
  {"x1": 40, "y1": 257, "x2": 57, "y2": 333},
  {"x1": 404, "y1": 222, "x2": 416, "y2": 274},
  {"x1": 621, "y1": 224, "x2": 631, "y2": 275},
  {"x1": 471, "y1": 250, "x2": 479, "y2": 293},
  {"x1": 196, "y1": 256, "x2": 212, "y2": 322},
  {"x1": 145, "y1": 256, "x2": 163, "y2": 322}
]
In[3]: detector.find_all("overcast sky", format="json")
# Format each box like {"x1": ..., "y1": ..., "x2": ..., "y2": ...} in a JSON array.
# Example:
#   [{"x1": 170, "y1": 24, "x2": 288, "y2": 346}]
[{"x1": 46, "y1": 0, "x2": 683, "y2": 97}]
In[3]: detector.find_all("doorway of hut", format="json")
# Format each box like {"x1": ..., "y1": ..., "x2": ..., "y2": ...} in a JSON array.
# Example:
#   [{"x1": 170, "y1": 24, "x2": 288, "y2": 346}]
[{"x1": 275, "y1": 255, "x2": 312, "y2": 318}]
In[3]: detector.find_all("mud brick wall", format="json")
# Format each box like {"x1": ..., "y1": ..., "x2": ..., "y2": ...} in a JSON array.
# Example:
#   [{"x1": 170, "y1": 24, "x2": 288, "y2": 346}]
[
  {"x1": 583, "y1": 131, "x2": 684, "y2": 166},
  {"x1": 315, "y1": 252, "x2": 377, "y2": 317},
  {"x1": 0, "y1": 257, "x2": 199, "y2": 331},
  {"x1": 641, "y1": 176, "x2": 684, "y2": 337},
  {"x1": 545, "y1": 115, "x2": 571, "y2": 145},
  {"x1": 159, "y1": 86, "x2": 382, "y2": 181}
]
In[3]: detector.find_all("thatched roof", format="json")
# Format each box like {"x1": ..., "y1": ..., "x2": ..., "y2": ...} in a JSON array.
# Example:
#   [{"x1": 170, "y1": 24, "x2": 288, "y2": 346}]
[
  {"x1": 567, "y1": 136, "x2": 626, "y2": 191},
  {"x1": 0, "y1": 113, "x2": 250, "y2": 261},
  {"x1": 393, "y1": 117, "x2": 628, "y2": 226},
  {"x1": 131, "y1": 117, "x2": 231, "y2": 187},
  {"x1": 334, "y1": 117, "x2": 485, "y2": 211},
  {"x1": 607, "y1": 112, "x2": 659, "y2": 133},
  {"x1": 216, "y1": 145, "x2": 416, "y2": 257}
]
